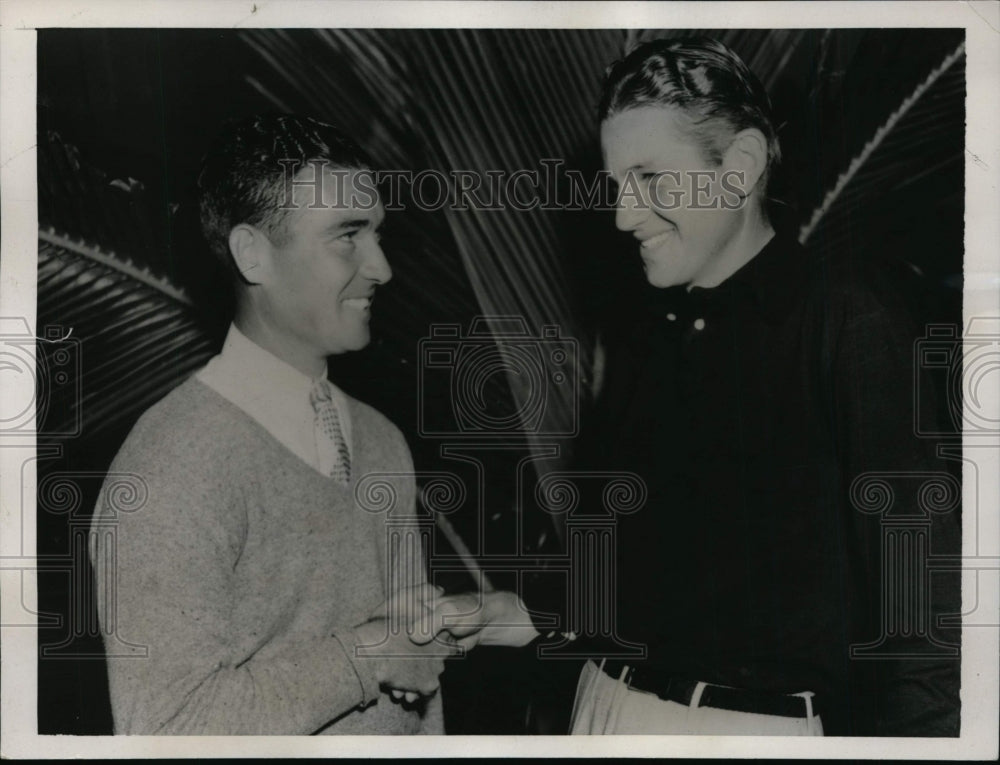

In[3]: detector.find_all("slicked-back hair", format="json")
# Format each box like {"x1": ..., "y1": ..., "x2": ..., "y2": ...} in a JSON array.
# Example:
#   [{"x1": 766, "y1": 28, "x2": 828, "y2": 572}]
[
  {"x1": 600, "y1": 37, "x2": 781, "y2": 183},
  {"x1": 197, "y1": 113, "x2": 373, "y2": 280}
]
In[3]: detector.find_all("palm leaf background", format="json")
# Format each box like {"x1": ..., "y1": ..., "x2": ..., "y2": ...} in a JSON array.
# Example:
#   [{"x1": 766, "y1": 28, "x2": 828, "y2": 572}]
[
  {"x1": 800, "y1": 40, "x2": 966, "y2": 266},
  {"x1": 35, "y1": 28, "x2": 965, "y2": 734}
]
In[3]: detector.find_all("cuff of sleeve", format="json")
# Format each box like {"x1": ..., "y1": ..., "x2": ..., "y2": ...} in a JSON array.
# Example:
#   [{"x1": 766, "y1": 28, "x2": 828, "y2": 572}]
[
  {"x1": 531, "y1": 628, "x2": 573, "y2": 646},
  {"x1": 331, "y1": 630, "x2": 380, "y2": 708}
]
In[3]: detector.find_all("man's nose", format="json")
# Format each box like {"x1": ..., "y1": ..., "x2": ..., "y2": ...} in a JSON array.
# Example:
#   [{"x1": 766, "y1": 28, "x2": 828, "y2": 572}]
[
  {"x1": 615, "y1": 184, "x2": 648, "y2": 232},
  {"x1": 362, "y1": 240, "x2": 392, "y2": 284}
]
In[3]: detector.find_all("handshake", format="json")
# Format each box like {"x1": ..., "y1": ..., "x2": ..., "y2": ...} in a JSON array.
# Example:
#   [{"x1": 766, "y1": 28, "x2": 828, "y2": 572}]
[{"x1": 351, "y1": 585, "x2": 542, "y2": 705}]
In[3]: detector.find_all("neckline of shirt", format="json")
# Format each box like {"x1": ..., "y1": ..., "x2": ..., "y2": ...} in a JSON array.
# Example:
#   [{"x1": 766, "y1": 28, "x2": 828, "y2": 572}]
[
  {"x1": 195, "y1": 323, "x2": 353, "y2": 474},
  {"x1": 189, "y1": 375, "x2": 361, "y2": 487},
  {"x1": 676, "y1": 231, "x2": 809, "y2": 325}
]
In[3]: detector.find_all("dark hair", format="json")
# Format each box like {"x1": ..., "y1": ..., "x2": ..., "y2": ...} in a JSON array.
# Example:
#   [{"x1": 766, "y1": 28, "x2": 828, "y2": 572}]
[
  {"x1": 197, "y1": 113, "x2": 373, "y2": 278},
  {"x1": 599, "y1": 37, "x2": 780, "y2": 179}
]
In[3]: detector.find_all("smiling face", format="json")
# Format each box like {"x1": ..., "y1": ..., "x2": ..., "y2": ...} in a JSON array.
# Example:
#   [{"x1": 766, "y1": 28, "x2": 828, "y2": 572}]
[
  {"x1": 601, "y1": 105, "x2": 765, "y2": 290},
  {"x1": 234, "y1": 165, "x2": 391, "y2": 376}
]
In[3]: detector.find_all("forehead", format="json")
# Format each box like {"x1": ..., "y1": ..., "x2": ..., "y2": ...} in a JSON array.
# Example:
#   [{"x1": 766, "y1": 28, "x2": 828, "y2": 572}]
[
  {"x1": 284, "y1": 167, "x2": 385, "y2": 237},
  {"x1": 600, "y1": 105, "x2": 704, "y2": 176},
  {"x1": 287, "y1": 164, "x2": 380, "y2": 209},
  {"x1": 282, "y1": 164, "x2": 384, "y2": 232}
]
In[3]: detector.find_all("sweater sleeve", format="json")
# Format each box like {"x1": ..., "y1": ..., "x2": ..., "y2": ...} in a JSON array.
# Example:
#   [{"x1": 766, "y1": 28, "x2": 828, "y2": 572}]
[
  {"x1": 827, "y1": 275, "x2": 961, "y2": 736},
  {"x1": 90, "y1": 433, "x2": 375, "y2": 735}
]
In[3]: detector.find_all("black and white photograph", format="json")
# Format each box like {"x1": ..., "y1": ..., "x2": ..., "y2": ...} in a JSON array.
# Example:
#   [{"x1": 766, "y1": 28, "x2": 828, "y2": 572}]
[{"x1": 1, "y1": 1, "x2": 997, "y2": 759}]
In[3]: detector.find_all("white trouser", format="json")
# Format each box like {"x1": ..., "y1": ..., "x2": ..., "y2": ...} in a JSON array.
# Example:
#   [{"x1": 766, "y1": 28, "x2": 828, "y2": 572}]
[{"x1": 569, "y1": 660, "x2": 824, "y2": 735}]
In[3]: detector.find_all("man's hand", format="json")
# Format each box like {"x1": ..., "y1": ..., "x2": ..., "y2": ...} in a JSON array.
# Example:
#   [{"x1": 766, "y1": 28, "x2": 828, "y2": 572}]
[
  {"x1": 355, "y1": 583, "x2": 457, "y2": 704},
  {"x1": 416, "y1": 590, "x2": 542, "y2": 650},
  {"x1": 366, "y1": 583, "x2": 444, "y2": 643}
]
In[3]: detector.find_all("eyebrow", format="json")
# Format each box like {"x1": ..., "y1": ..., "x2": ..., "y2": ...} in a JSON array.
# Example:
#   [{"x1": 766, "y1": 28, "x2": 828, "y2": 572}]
[
  {"x1": 606, "y1": 164, "x2": 645, "y2": 181},
  {"x1": 325, "y1": 217, "x2": 380, "y2": 234}
]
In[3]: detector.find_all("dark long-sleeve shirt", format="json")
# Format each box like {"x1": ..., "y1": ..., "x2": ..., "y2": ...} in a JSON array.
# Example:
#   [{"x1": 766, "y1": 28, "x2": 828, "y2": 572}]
[{"x1": 536, "y1": 231, "x2": 961, "y2": 736}]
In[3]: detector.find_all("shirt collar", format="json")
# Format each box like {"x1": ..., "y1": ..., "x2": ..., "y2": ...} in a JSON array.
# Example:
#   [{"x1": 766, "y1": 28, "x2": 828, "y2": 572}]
[
  {"x1": 216, "y1": 323, "x2": 326, "y2": 404},
  {"x1": 195, "y1": 324, "x2": 354, "y2": 469},
  {"x1": 685, "y1": 229, "x2": 810, "y2": 324}
]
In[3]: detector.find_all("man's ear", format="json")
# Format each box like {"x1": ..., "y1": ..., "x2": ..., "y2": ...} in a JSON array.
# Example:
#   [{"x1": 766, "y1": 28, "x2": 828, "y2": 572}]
[
  {"x1": 722, "y1": 128, "x2": 769, "y2": 199},
  {"x1": 228, "y1": 224, "x2": 269, "y2": 285}
]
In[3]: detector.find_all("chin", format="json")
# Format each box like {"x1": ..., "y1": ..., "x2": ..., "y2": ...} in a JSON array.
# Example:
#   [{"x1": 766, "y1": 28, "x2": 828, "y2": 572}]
[
  {"x1": 641, "y1": 255, "x2": 686, "y2": 289},
  {"x1": 647, "y1": 277, "x2": 676, "y2": 289},
  {"x1": 325, "y1": 331, "x2": 370, "y2": 356},
  {"x1": 645, "y1": 268, "x2": 683, "y2": 289},
  {"x1": 346, "y1": 329, "x2": 372, "y2": 351}
]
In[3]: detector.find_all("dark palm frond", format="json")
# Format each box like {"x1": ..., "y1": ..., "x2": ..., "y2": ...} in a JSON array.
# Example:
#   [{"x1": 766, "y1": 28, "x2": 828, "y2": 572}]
[
  {"x1": 37, "y1": 230, "x2": 214, "y2": 440},
  {"x1": 39, "y1": 229, "x2": 192, "y2": 305},
  {"x1": 38, "y1": 130, "x2": 182, "y2": 279},
  {"x1": 800, "y1": 42, "x2": 967, "y2": 246},
  {"x1": 37, "y1": 128, "x2": 217, "y2": 440}
]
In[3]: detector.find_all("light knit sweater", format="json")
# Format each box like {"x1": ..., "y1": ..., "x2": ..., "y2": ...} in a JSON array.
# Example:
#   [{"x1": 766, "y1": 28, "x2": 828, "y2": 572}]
[{"x1": 91, "y1": 377, "x2": 443, "y2": 735}]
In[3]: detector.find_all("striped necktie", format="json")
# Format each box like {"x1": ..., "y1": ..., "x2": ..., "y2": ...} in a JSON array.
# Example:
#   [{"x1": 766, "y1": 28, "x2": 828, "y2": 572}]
[{"x1": 309, "y1": 379, "x2": 351, "y2": 484}]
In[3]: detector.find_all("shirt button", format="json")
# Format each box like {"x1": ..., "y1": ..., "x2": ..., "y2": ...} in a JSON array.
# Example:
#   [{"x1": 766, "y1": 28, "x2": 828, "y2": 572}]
[
  {"x1": 666, "y1": 312, "x2": 677, "y2": 322},
  {"x1": 693, "y1": 318, "x2": 706, "y2": 331}
]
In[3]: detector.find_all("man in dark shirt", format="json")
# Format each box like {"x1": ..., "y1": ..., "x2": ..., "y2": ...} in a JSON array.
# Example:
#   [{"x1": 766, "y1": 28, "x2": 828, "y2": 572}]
[
  {"x1": 577, "y1": 231, "x2": 961, "y2": 736},
  {"x1": 435, "y1": 37, "x2": 960, "y2": 736}
]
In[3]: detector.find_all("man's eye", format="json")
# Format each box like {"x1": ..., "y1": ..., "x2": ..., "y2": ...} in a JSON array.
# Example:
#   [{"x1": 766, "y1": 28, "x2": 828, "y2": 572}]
[{"x1": 339, "y1": 230, "x2": 360, "y2": 242}]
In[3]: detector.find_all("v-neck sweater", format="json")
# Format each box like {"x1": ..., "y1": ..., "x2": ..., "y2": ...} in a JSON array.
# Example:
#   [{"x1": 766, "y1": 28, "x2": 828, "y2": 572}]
[{"x1": 91, "y1": 377, "x2": 442, "y2": 735}]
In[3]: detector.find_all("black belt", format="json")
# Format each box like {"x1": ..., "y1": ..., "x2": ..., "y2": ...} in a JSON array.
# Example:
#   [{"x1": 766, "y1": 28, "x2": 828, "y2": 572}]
[{"x1": 599, "y1": 662, "x2": 820, "y2": 719}]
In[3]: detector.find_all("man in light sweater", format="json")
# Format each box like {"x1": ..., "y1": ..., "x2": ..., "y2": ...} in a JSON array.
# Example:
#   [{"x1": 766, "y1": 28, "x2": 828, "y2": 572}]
[{"x1": 90, "y1": 114, "x2": 453, "y2": 734}]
